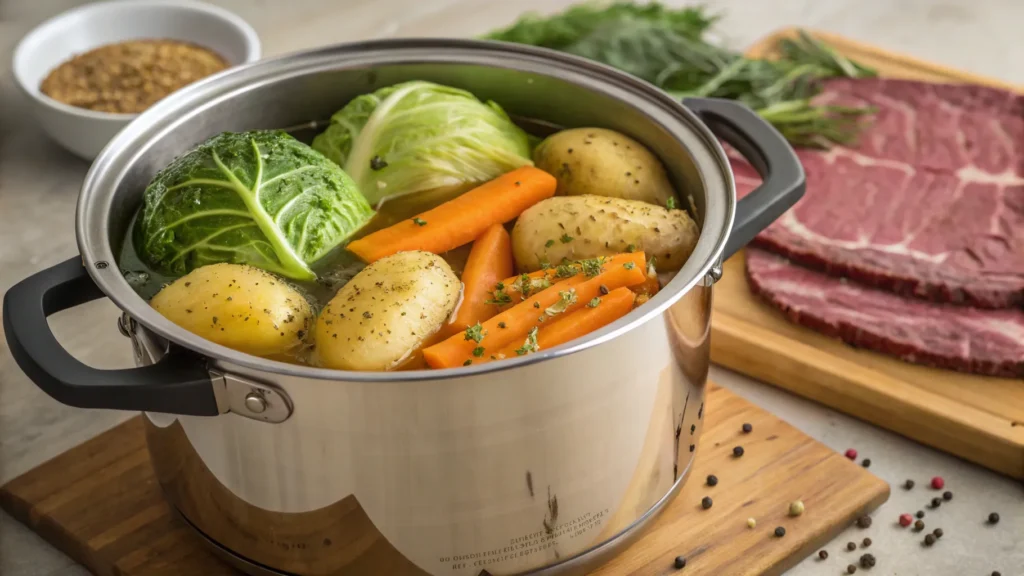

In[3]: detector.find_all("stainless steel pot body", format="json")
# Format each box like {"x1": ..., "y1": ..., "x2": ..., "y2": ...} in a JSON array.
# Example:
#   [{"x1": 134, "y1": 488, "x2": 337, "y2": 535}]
[{"x1": 3, "y1": 40, "x2": 804, "y2": 576}]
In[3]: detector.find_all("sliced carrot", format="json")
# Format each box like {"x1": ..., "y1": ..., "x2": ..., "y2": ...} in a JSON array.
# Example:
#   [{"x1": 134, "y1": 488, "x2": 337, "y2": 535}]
[
  {"x1": 422, "y1": 252, "x2": 646, "y2": 369},
  {"x1": 443, "y1": 224, "x2": 514, "y2": 337},
  {"x1": 347, "y1": 167, "x2": 557, "y2": 263},
  {"x1": 497, "y1": 257, "x2": 621, "y2": 305},
  {"x1": 485, "y1": 287, "x2": 635, "y2": 364}
]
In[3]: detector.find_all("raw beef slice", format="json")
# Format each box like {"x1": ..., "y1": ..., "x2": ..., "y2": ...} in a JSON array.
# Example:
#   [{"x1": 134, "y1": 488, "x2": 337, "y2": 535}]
[
  {"x1": 733, "y1": 78, "x2": 1024, "y2": 309},
  {"x1": 746, "y1": 248, "x2": 1024, "y2": 377}
]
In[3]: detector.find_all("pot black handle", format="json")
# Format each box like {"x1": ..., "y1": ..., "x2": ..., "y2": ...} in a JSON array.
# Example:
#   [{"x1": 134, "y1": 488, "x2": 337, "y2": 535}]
[
  {"x1": 683, "y1": 97, "x2": 805, "y2": 260},
  {"x1": 3, "y1": 256, "x2": 219, "y2": 416}
]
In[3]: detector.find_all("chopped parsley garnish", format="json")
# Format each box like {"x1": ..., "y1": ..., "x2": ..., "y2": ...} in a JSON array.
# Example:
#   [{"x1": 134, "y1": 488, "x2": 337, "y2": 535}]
[
  {"x1": 515, "y1": 327, "x2": 540, "y2": 356},
  {"x1": 514, "y1": 274, "x2": 533, "y2": 297},
  {"x1": 623, "y1": 262, "x2": 636, "y2": 270},
  {"x1": 554, "y1": 263, "x2": 578, "y2": 278},
  {"x1": 587, "y1": 297, "x2": 601, "y2": 308},
  {"x1": 495, "y1": 281, "x2": 505, "y2": 290},
  {"x1": 625, "y1": 243, "x2": 636, "y2": 253},
  {"x1": 666, "y1": 197, "x2": 677, "y2": 210},
  {"x1": 412, "y1": 217, "x2": 427, "y2": 226},
  {"x1": 463, "y1": 359, "x2": 473, "y2": 366},
  {"x1": 472, "y1": 346, "x2": 485, "y2": 357},
  {"x1": 559, "y1": 233, "x2": 574, "y2": 244},
  {"x1": 486, "y1": 289, "x2": 512, "y2": 305},
  {"x1": 647, "y1": 256, "x2": 658, "y2": 278},
  {"x1": 540, "y1": 259, "x2": 552, "y2": 270},
  {"x1": 545, "y1": 289, "x2": 578, "y2": 316},
  {"x1": 464, "y1": 323, "x2": 485, "y2": 343},
  {"x1": 370, "y1": 155, "x2": 388, "y2": 171},
  {"x1": 545, "y1": 239, "x2": 555, "y2": 248},
  {"x1": 579, "y1": 257, "x2": 605, "y2": 278}
]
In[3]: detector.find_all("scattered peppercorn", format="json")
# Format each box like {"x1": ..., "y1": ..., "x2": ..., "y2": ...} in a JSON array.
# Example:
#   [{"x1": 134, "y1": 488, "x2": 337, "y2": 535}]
[
  {"x1": 859, "y1": 553, "x2": 876, "y2": 568},
  {"x1": 788, "y1": 500, "x2": 805, "y2": 517},
  {"x1": 742, "y1": 422, "x2": 753, "y2": 433},
  {"x1": 701, "y1": 496, "x2": 713, "y2": 510},
  {"x1": 845, "y1": 448, "x2": 857, "y2": 460},
  {"x1": 930, "y1": 476, "x2": 945, "y2": 490},
  {"x1": 942, "y1": 491, "x2": 953, "y2": 501},
  {"x1": 746, "y1": 517, "x2": 756, "y2": 529},
  {"x1": 862, "y1": 538, "x2": 871, "y2": 548},
  {"x1": 988, "y1": 512, "x2": 1000, "y2": 524},
  {"x1": 899, "y1": 513, "x2": 913, "y2": 527},
  {"x1": 931, "y1": 497, "x2": 942, "y2": 508},
  {"x1": 847, "y1": 542, "x2": 857, "y2": 551},
  {"x1": 706, "y1": 474, "x2": 718, "y2": 487},
  {"x1": 861, "y1": 458, "x2": 871, "y2": 468},
  {"x1": 932, "y1": 528, "x2": 943, "y2": 538},
  {"x1": 673, "y1": 556, "x2": 686, "y2": 569},
  {"x1": 774, "y1": 526, "x2": 786, "y2": 537},
  {"x1": 733, "y1": 446, "x2": 744, "y2": 457},
  {"x1": 915, "y1": 520, "x2": 925, "y2": 531},
  {"x1": 847, "y1": 565, "x2": 857, "y2": 574},
  {"x1": 818, "y1": 550, "x2": 828, "y2": 560},
  {"x1": 856, "y1": 515, "x2": 872, "y2": 528},
  {"x1": 916, "y1": 510, "x2": 925, "y2": 519},
  {"x1": 904, "y1": 479, "x2": 915, "y2": 489},
  {"x1": 924, "y1": 534, "x2": 936, "y2": 546},
  {"x1": 992, "y1": 572, "x2": 1001, "y2": 576}
]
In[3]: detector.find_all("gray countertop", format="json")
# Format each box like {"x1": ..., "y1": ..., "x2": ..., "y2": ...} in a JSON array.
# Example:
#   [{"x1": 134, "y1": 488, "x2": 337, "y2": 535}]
[{"x1": 0, "y1": 1, "x2": 1021, "y2": 575}]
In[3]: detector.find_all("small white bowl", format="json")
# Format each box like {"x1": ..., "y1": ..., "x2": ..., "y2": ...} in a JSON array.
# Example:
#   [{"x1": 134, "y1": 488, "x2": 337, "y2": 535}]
[{"x1": 12, "y1": 0, "x2": 261, "y2": 161}]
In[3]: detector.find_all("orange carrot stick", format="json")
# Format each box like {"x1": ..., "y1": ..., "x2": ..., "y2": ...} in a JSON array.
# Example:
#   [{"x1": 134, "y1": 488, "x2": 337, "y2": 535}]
[
  {"x1": 486, "y1": 287, "x2": 635, "y2": 363},
  {"x1": 443, "y1": 224, "x2": 514, "y2": 337},
  {"x1": 423, "y1": 252, "x2": 646, "y2": 369},
  {"x1": 347, "y1": 167, "x2": 556, "y2": 263}
]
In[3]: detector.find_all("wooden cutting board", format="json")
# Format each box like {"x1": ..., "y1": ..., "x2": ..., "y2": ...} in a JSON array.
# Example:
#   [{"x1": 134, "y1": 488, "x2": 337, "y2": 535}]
[
  {"x1": 0, "y1": 385, "x2": 887, "y2": 576},
  {"x1": 711, "y1": 29, "x2": 1024, "y2": 479}
]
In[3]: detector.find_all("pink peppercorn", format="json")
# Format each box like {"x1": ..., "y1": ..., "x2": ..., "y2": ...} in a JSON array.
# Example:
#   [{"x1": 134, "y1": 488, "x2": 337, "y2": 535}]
[
  {"x1": 845, "y1": 449, "x2": 858, "y2": 460},
  {"x1": 899, "y1": 513, "x2": 913, "y2": 527},
  {"x1": 931, "y1": 477, "x2": 945, "y2": 490}
]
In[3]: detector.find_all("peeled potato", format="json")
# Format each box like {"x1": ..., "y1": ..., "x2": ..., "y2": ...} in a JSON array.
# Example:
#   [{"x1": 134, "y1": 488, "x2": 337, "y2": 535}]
[
  {"x1": 512, "y1": 195, "x2": 699, "y2": 272},
  {"x1": 533, "y1": 128, "x2": 677, "y2": 207},
  {"x1": 150, "y1": 263, "x2": 313, "y2": 358},
  {"x1": 316, "y1": 251, "x2": 460, "y2": 371}
]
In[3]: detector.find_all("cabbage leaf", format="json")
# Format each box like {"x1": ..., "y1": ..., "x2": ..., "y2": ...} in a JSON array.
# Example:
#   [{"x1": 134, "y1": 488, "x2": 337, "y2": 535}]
[
  {"x1": 137, "y1": 130, "x2": 374, "y2": 281},
  {"x1": 312, "y1": 81, "x2": 533, "y2": 206}
]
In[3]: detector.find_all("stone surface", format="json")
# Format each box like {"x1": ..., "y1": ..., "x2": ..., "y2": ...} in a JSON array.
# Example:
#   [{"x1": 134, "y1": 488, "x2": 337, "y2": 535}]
[{"x1": 1, "y1": 1, "x2": 1022, "y2": 575}]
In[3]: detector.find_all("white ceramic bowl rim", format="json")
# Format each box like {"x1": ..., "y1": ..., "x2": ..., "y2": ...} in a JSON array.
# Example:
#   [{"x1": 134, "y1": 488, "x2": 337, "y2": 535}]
[{"x1": 11, "y1": 0, "x2": 261, "y2": 121}]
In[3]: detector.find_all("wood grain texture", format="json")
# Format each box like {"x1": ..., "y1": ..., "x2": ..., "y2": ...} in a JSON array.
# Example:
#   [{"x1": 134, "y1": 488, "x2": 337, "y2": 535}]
[
  {"x1": 710, "y1": 29, "x2": 1024, "y2": 480},
  {"x1": 0, "y1": 385, "x2": 887, "y2": 576}
]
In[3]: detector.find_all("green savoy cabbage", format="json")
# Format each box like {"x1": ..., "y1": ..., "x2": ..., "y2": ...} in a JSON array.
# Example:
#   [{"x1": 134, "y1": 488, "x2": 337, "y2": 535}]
[{"x1": 136, "y1": 130, "x2": 374, "y2": 281}]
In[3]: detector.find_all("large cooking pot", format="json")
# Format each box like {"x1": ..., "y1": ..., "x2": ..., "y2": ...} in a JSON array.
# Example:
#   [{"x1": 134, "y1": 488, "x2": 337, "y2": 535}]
[{"x1": 3, "y1": 39, "x2": 803, "y2": 576}]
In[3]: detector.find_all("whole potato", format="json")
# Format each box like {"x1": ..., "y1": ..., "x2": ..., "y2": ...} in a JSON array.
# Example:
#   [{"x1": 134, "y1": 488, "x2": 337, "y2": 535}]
[
  {"x1": 316, "y1": 251, "x2": 460, "y2": 371},
  {"x1": 150, "y1": 263, "x2": 313, "y2": 358},
  {"x1": 512, "y1": 195, "x2": 699, "y2": 272},
  {"x1": 533, "y1": 128, "x2": 677, "y2": 207}
]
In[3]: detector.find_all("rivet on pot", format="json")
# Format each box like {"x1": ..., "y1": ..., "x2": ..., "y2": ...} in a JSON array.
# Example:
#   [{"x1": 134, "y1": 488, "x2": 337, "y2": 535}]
[{"x1": 244, "y1": 392, "x2": 268, "y2": 414}]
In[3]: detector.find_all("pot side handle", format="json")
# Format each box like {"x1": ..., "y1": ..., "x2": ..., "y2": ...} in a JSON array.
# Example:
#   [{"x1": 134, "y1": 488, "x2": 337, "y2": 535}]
[
  {"x1": 683, "y1": 97, "x2": 806, "y2": 260},
  {"x1": 3, "y1": 256, "x2": 219, "y2": 416}
]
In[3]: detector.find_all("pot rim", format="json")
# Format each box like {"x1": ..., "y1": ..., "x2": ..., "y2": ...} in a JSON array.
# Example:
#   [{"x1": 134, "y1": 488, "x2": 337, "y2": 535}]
[{"x1": 77, "y1": 38, "x2": 734, "y2": 382}]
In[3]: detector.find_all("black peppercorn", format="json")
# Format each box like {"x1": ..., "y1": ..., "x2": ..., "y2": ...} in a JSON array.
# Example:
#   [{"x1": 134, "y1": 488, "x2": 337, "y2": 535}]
[
  {"x1": 924, "y1": 534, "x2": 936, "y2": 546},
  {"x1": 673, "y1": 556, "x2": 686, "y2": 569},
  {"x1": 942, "y1": 491, "x2": 952, "y2": 501},
  {"x1": 931, "y1": 497, "x2": 942, "y2": 508},
  {"x1": 992, "y1": 571, "x2": 1001, "y2": 576},
  {"x1": 904, "y1": 479, "x2": 915, "y2": 489},
  {"x1": 733, "y1": 446, "x2": 744, "y2": 457},
  {"x1": 862, "y1": 538, "x2": 872, "y2": 548},
  {"x1": 988, "y1": 512, "x2": 1000, "y2": 524},
  {"x1": 932, "y1": 528, "x2": 943, "y2": 538},
  {"x1": 856, "y1": 515, "x2": 872, "y2": 528},
  {"x1": 701, "y1": 496, "x2": 713, "y2": 510},
  {"x1": 706, "y1": 474, "x2": 718, "y2": 487},
  {"x1": 859, "y1": 554, "x2": 876, "y2": 568},
  {"x1": 915, "y1": 519, "x2": 925, "y2": 531},
  {"x1": 774, "y1": 526, "x2": 786, "y2": 537},
  {"x1": 861, "y1": 458, "x2": 871, "y2": 468},
  {"x1": 916, "y1": 510, "x2": 925, "y2": 519},
  {"x1": 818, "y1": 550, "x2": 828, "y2": 560},
  {"x1": 846, "y1": 541, "x2": 856, "y2": 551},
  {"x1": 742, "y1": 422, "x2": 753, "y2": 433},
  {"x1": 847, "y1": 565, "x2": 857, "y2": 574}
]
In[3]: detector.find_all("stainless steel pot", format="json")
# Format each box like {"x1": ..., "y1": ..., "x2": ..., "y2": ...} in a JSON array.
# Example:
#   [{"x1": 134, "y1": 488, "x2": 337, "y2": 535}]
[{"x1": 3, "y1": 39, "x2": 803, "y2": 576}]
